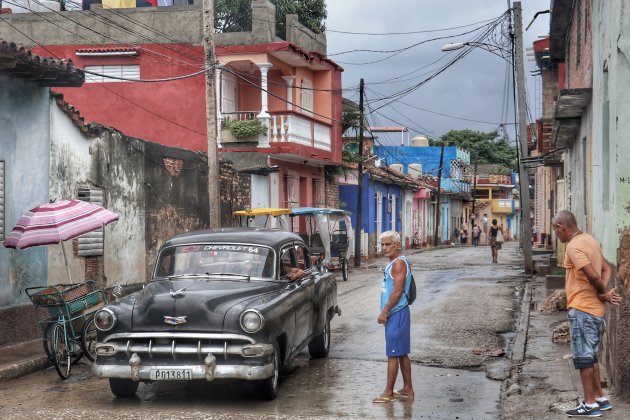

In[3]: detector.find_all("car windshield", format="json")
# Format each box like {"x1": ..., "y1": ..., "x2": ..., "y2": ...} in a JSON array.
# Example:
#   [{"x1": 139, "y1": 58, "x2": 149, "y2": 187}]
[{"x1": 155, "y1": 244, "x2": 275, "y2": 280}]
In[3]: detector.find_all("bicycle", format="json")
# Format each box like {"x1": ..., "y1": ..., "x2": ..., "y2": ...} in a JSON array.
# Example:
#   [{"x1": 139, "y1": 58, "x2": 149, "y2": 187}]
[{"x1": 26, "y1": 280, "x2": 107, "y2": 379}]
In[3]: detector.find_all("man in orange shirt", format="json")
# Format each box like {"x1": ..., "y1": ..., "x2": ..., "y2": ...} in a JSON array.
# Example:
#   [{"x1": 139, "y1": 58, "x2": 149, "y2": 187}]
[{"x1": 552, "y1": 210, "x2": 622, "y2": 417}]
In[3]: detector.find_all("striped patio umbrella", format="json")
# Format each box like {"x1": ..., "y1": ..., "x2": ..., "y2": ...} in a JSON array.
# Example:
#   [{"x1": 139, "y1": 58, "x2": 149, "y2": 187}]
[
  {"x1": 3, "y1": 199, "x2": 119, "y2": 250},
  {"x1": 3, "y1": 199, "x2": 119, "y2": 282}
]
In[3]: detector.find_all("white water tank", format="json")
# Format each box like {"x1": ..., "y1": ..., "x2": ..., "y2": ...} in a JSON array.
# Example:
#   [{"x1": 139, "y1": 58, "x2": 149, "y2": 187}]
[
  {"x1": 411, "y1": 136, "x2": 429, "y2": 147},
  {"x1": 390, "y1": 163, "x2": 403, "y2": 173},
  {"x1": 408, "y1": 163, "x2": 423, "y2": 178}
]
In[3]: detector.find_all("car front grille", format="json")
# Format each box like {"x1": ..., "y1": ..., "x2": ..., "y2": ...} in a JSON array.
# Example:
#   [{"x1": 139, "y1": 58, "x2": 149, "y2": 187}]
[{"x1": 99, "y1": 332, "x2": 256, "y2": 361}]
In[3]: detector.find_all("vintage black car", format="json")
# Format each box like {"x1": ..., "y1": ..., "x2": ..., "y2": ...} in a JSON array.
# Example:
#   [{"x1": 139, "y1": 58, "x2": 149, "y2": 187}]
[{"x1": 92, "y1": 228, "x2": 340, "y2": 399}]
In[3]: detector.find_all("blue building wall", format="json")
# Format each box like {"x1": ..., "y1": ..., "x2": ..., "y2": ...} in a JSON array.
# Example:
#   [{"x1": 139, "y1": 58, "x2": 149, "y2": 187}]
[
  {"x1": 0, "y1": 76, "x2": 51, "y2": 306},
  {"x1": 373, "y1": 145, "x2": 470, "y2": 178},
  {"x1": 339, "y1": 173, "x2": 403, "y2": 255}
]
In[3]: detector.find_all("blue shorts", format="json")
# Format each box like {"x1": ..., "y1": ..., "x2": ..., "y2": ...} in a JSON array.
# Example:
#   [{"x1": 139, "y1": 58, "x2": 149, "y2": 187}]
[
  {"x1": 385, "y1": 306, "x2": 410, "y2": 357},
  {"x1": 568, "y1": 308, "x2": 605, "y2": 370}
]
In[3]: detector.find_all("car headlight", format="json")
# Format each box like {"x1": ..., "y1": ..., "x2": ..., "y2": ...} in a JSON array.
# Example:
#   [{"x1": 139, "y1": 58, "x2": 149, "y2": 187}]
[
  {"x1": 94, "y1": 308, "x2": 117, "y2": 331},
  {"x1": 240, "y1": 310, "x2": 264, "y2": 333}
]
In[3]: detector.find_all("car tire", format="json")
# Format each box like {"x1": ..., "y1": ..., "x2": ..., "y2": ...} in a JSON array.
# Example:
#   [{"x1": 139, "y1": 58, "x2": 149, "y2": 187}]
[
  {"x1": 109, "y1": 378, "x2": 139, "y2": 398},
  {"x1": 308, "y1": 317, "x2": 330, "y2": 358},
  {"x1": 257, "y1": 343, "x2": 280, "y2": 400}
]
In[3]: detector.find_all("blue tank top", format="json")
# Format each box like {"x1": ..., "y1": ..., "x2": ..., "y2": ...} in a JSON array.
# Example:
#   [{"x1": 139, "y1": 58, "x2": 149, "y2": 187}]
[{"x1": 380, "y1": 256, "x2": 412, "y2": 315}]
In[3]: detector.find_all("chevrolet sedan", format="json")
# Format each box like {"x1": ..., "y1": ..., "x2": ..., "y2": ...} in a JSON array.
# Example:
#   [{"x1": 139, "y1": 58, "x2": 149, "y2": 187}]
[{"x1": 92, "y1": 228, "x2": 340, "y2": 399}]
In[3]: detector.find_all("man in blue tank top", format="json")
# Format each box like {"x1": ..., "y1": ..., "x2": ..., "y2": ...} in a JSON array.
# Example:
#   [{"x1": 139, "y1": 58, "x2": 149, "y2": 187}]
[{"x1": 373, "y1": 230, "x2": 415, "y2": 403}]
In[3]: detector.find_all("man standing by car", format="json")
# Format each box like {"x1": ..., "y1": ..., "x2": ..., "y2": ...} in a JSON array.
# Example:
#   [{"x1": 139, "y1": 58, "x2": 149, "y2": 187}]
[
  {"x1": 373, "y1": 230, "x2": 415, "y2": 403},
  {"x1": 551, "y1": 210, "x2": 622, "y2": 417}
]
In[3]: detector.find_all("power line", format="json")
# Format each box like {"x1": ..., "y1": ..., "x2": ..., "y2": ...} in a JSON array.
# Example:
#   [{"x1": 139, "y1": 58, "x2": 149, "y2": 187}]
[{"x1": 326, "y1": 16, "x2": 501, "y2": 36}]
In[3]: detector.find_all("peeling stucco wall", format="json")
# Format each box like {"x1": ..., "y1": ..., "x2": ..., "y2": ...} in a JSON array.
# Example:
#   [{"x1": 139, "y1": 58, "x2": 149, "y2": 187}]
[
  {"x1": 592, "y1": 0, "x2": 630, "y2": 398},
  {"x1": 0, "y1": 76, "x2": 51, "y2": 306}
]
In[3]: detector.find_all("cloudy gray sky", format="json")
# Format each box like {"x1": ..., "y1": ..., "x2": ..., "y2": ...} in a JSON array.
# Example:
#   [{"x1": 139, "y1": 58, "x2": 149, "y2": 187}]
[{"x1": 325, "y1": 0, "x2": 551, "y2": 144}]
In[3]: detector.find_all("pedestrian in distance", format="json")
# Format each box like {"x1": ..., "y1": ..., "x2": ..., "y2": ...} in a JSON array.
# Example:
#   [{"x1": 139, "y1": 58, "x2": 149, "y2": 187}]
[
  {"x1": 552, "y1": 210, "x2": 622, "y2": 418},
  {"x1": 372, "y1": 230, "x2": 415, "y2": 403},
  {"x1": 472, "y1": 224, "x2": 481, "y2": 247},
  {"x1": 489, "y1": 219, "x2": 503, "y2": 263},
  {"x1": 460, "y1": 227, "x2": 468, "y2": 247},
  {"x1": 452, "y1": 226, "x2": 459, "y2": 246}
]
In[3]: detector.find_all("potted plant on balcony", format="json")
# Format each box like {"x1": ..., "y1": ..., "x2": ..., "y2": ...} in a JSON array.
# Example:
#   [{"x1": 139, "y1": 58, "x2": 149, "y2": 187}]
[{"x1": 221, "y1": 117, "x2": 268, "y2": 142}]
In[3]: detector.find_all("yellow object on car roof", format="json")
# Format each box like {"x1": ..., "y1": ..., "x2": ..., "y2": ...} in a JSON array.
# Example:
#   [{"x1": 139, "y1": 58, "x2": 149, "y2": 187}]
[{"x1": 233, "y1": 208, "x2": 291, "y2": 217}]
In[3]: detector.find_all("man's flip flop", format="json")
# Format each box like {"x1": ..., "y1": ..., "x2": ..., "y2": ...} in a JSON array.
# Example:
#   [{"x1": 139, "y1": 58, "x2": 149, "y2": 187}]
[
  {"x1": 394, "y1": 390, "x2": 414, "y2": 399},
  {"x1": 372, "y1": 395, "x2": 396, "y2": 403}
]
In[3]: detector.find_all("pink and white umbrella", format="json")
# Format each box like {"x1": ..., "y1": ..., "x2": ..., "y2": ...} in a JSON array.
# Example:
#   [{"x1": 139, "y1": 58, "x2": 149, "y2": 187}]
[{"x1": 3, "y1": 199, "x2": 119, "y2": 281}]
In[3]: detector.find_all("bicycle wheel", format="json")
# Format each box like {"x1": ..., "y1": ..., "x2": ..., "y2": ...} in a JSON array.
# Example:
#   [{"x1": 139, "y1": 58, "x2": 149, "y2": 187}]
[
  {"x1": 81, "y1": 315, "x2": 98, "y2": 362},
  {"x1": 51, "y1": 323, "x2": 72, "y2": 379},
  {"x1": 42, "y1": 323, "x2": 55, "y2": 361}
]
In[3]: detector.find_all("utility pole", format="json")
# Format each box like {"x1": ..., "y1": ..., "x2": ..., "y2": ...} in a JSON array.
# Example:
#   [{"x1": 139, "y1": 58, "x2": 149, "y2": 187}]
[
  {"x1": 203, "y1": 0, "x2": 221, "y2": 228},
  {"x1": 354, "y1": 78, "x2": 364, "y2": 267},
  {"x1": 471, "y1": 161, "x2": 478, "y2": 221},
  {"x1": 513, "y1": 1, "x2": 533, "y2": 274},
  {"x1": 433, "y1": 142, "x2": 445, "y2": 246}
]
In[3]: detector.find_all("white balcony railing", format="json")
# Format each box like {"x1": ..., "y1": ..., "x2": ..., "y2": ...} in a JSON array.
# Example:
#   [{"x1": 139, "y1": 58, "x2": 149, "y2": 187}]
[
  {"x1": 219, "y1": 111, "x2": 332, "y2": 151},
  {"x1": 269, "y1": 112, "x2": 331, "y2": 151}
]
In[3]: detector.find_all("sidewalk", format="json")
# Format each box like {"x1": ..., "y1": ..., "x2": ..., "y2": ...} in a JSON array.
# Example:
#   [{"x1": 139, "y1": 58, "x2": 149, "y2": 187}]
[{"x1": 501, "y1": 275, "x2": 630, "y2": 419}]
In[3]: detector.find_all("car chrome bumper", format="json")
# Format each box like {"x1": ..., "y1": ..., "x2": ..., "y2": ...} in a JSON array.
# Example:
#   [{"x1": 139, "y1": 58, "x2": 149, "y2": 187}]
[{"x1": 93, "y1": 353, "x2": 274, "y2": 382}]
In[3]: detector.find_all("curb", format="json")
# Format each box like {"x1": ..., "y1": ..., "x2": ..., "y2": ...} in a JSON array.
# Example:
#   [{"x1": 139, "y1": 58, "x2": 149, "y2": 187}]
[
  {"x1": 511, "y1": 279, "x2": 532, "y2": 363},
  {"x1": 0, "y1": 355, "x2": 51, "y2": 382}
]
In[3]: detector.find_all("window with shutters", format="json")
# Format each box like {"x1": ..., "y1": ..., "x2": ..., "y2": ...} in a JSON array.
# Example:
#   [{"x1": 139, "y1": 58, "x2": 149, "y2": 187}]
[
  {"x1": 84, "y1": 65, "x2": 140, "y2": 83},
  {"x1": 300, "y1": 78, "x2": 313, "y2": 116},
  {"x1": 0, "y1": 161, "x2": 4, "y2": 241},
  {"x1": 77, "y1": 188, "x2": 105, "y2": 256},
  {"x1": 221, "y1": 71, "x2": 238, "y2": 114}
]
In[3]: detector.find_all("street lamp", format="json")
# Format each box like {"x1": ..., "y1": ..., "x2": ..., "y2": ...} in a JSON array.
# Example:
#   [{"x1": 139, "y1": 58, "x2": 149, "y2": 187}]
[{"x1": 439, "y1": 1, "x2": 533, "y2": 274}]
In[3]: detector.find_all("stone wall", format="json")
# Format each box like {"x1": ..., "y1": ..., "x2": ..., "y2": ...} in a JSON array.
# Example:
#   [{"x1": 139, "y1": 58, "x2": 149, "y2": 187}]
[
  {"x1": 219, "y1": 159, "x2": 251, "y2": 227},
  {"x1": 325, "y1": 173, "x2": 340, "y2": 209}
]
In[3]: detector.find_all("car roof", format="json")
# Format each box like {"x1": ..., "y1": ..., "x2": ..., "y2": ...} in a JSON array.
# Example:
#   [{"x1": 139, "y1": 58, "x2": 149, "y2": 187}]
[{"x1": 161, "y1": 227, "x2": 304, "y2": 249}]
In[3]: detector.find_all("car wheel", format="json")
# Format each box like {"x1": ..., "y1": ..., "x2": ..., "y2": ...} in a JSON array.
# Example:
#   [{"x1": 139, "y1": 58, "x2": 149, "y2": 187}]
[
  {"x1": 257, "y1": 343, "x2": 280, "y2": 400},
  {"x1": 341, "y1": 258, "x2": 348, "y2": 281},
  {"x1": 308, "y1": 317, "x2": 330, "y2": 358},
  {"x1": 109, "y1": 378, "x2": 139, "y2": 398}
]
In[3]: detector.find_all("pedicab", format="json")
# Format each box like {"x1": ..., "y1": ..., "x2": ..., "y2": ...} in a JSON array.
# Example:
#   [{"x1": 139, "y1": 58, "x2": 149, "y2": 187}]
[
  {"x1": 290, "y1": 208, "x2": 354, "y2": 281},
  {"x1": 233, "y1": 208, "x2": 292, "y2": 230},
  {"x1": 3, "y1": 199, "x2": 118, "y2": 379}
]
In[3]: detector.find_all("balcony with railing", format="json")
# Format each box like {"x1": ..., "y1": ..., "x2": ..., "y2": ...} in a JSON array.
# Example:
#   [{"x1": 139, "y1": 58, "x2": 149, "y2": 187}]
[{"x1": 219, "y1": 111, "x2": 331, "y2": 152}]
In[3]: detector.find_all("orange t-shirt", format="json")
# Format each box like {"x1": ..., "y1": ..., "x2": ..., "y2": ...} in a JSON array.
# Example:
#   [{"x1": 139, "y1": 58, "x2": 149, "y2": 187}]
[{"x1": 564, "y1": 232, "x2": 605, "y2": 317}]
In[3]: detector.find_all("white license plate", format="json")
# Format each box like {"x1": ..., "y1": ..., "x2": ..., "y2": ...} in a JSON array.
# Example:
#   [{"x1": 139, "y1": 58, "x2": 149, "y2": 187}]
[{"x1": 150, "y1": 368, "x2": 193, "y2": 381}]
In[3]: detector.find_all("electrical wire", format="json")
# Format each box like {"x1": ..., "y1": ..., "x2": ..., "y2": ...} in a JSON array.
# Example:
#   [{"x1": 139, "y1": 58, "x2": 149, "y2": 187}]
[{"x1": 326, "y1": 16, "x2": 501, "y2": 36}]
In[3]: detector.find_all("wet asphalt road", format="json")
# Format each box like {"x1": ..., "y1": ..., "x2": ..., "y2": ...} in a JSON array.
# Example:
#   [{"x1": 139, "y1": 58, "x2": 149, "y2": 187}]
[{"x1": 0, "y1": 242, "x2": 526, "y2": 419}]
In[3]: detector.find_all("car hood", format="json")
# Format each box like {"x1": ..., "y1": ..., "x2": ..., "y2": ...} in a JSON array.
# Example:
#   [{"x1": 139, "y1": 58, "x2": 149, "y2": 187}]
[{"x1": 131, "y1": 279, "x2": 278, "y2": 332}]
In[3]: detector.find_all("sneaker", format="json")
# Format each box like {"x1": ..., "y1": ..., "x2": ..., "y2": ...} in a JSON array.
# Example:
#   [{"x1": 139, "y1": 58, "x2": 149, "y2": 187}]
[
  {"x1": 566, "y1": 402, "x2": 602, "y2": 417},
  {"x1": 596, "y1": 398, "x2": 612, "y2": 411}
]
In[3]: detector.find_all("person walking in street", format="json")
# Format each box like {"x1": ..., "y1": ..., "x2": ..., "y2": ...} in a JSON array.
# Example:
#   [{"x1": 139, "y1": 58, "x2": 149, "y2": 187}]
[
  {"x1": 373, "y1": 230, "x2": 415, "y2": 403},
  {"x1": 460, "y1": 226, "x2": 468, "y2": 247},
  {"x1": 489, "y1": 219, "x2": 502, "y2": 263},
  {"x1": 472, "y1": 224, "x2": 480, "y2": 247},
  {"x1": 552, "y1": 210, "x2": 622, "y2": 417},
  {"x1": 452, "y1": 226, "x2": 459, "y2": 246}
]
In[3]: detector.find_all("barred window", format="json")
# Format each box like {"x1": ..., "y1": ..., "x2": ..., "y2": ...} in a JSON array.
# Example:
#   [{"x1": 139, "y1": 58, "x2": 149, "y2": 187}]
[{"x1": 77, "y1": 188, "x2": 105, "y2": 257}]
